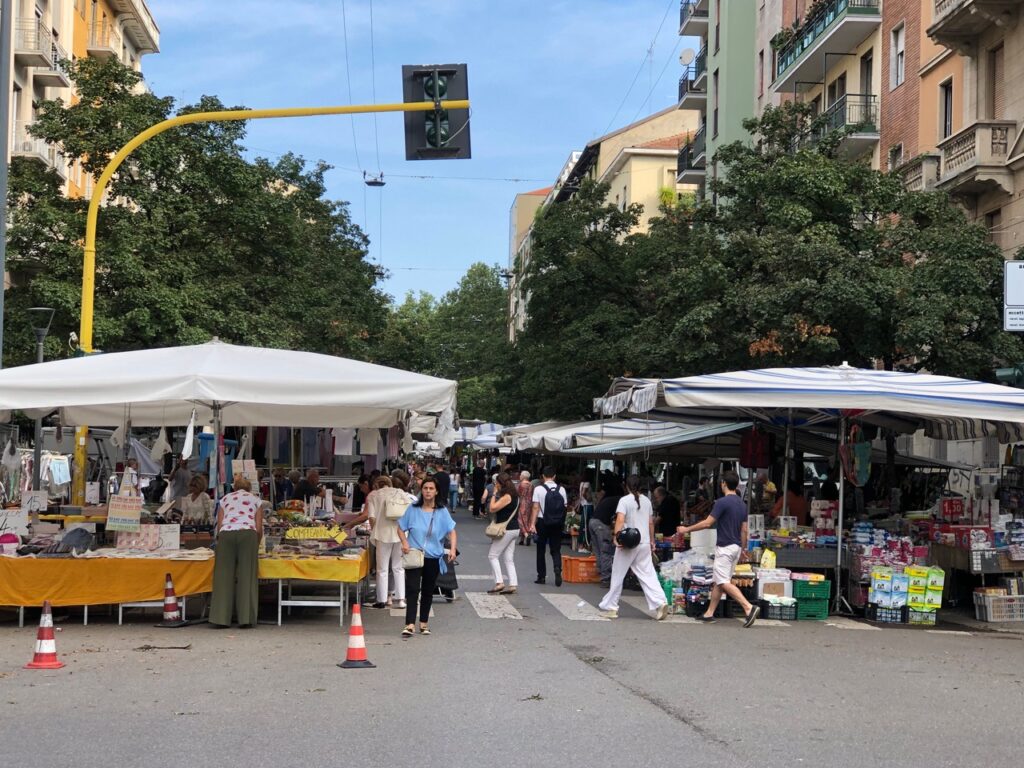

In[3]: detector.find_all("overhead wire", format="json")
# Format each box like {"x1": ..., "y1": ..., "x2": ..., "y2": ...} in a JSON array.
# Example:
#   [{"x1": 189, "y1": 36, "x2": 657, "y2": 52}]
[
  {"x1": 368, "y1": 0, "x2": 382, "y2": 173},
  {"x1": 339, "y1": 0, "x2": 362, "y2": 170},
  {"x1": 602, "y1": 0, "x2": 678, "y2": 134},
  {"x1": 630, "y1": 34, "x2": 683, "y2": 123}
]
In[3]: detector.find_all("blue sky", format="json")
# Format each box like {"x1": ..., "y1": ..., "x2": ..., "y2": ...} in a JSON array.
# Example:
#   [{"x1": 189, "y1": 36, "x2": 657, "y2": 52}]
[{"x1": 144, "y1": 0, "x2": 693, "y2": 302}]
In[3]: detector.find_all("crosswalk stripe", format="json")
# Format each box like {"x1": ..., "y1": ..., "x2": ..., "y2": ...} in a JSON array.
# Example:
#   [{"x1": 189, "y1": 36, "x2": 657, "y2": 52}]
[
  {"x1": 454, "y1": 575, "x2": 494, "y2": 581},
  {"x1": 620, "y1": 597, "x2": 698, "y2": 623},
  {"x1": 824, "y1": 617, "x2": 881, "y2": 631},
  {"x1": 466, "y1": 592, "x2": 523, "y2": 620},
  {"x1": 731, "y1": 617, "x2": 790, "y2": 628},
  {"x1": 541, "y1": 593, "x2": 609, "y2": 621},
  {"x1": 389, "y1": 607, "x2": 434, "y2": 618}
]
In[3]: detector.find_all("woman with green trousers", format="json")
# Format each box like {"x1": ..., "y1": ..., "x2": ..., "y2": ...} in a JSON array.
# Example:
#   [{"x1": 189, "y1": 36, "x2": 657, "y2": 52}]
[{"x1": 211, "y1": 476, "x2": 265, "y2": 628}]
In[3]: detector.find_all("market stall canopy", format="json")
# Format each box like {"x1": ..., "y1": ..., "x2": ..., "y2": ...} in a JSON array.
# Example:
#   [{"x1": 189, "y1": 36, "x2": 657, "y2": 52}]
[
  {"x1": 596, "y1": 365, "x2": 1024, "y2": 442},
  {"x1": 0, "y1": 340, "x2": 458, "y2": 430},
  {"x1": 504, "y1": 418, "x2": 690, "y2": 453},
  {"x1": 560, "y1": 421, "x2": 753, "y2": 459}
]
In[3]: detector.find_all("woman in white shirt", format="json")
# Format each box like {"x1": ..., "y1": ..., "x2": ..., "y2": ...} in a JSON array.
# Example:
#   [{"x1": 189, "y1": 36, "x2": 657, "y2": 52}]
[
  {"x1": 210, "y1": 477, "x2": 266, "y2": 628},
  {"x1": 179, "y1": 475, "x2": 214, "y2": 525},
  {"x1": 366, "y1": 470, "x2": 415, "y2": 609},
  {"x1": 598, "y1": 475, "x2": 669, "y2": 621}
]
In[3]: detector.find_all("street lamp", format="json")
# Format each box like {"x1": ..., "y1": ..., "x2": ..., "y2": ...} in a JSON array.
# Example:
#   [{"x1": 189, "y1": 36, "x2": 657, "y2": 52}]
[{"x1": 27, "y1": 307, "x2": 54, "y2": 492}]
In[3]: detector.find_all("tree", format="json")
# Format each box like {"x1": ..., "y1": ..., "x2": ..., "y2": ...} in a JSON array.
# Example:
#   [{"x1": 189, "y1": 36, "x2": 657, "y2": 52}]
[
  {"x1": 3, "y1": 57, "x2": 387, "y2": 367},
  {"x1": 374, "y1": 291, "x2": 440, "y2": 375}
]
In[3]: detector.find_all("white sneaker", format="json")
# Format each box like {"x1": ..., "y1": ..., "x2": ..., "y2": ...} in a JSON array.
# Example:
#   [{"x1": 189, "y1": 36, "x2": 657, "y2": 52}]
[
  {"x1": 598, "y1": 609, "x2": 618, "y2": 619},
  {"x1": 654, "y1": 604, "x2": 669, "y2": 621},
  {"x1": 396, "y1": 599, "x2": 407, "y2": 609}
]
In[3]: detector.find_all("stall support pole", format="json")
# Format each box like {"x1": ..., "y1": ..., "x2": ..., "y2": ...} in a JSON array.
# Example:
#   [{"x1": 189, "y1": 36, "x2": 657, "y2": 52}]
[
  {"x1": 835, "y1": 416, "x2": 853, "y2": 614},
  {"x1": 782, "y1": 410, "x2": 793, "y2": 517}
]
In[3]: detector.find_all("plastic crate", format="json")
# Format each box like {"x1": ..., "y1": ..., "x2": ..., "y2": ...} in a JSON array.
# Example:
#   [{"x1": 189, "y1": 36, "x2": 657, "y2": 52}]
[
  {"x1": 865, "y1": 604, "x2": 908, "y2": 624},
  {"x1": 908, "y1": 609, "x2": 937, "y2": 626},
  {"x1": 973, "y1": 592, "x2": 1024, "y2": 622},
  {"x1": 796, "y1": 598, "x2": 829, "y2": 620},
  {"x1": 759, "y1": 599, "x2": 797, "y2": 621},
  {"x1": 562, "y1": 554, "x2": 600, "y2": 584},
  {"x1": 792, "y1": 579, "x2": 831, "y2": 600}
]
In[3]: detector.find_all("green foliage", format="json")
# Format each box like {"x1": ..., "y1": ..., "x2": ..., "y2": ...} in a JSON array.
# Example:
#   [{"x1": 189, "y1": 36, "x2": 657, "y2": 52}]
[{"x1": 4, "y1": 57, "x2": 386, "y2": 367}]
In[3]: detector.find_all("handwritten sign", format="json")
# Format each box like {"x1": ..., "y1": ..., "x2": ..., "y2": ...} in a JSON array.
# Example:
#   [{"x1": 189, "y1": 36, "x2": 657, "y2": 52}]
[
  {"x1": 21, "y1": 490, "x2": 48, "y2": 527},
  {"x1": 85, "y1": 482, "x2": 100, "y2": 505},
  {"x1": 116, "y1": 524, "x2": 180, "y2": 551},
  {"x1": 0, "y1": 507, "x2": 28, "y2": 537},
  {"x1": 107, "y1": 494, "x2": 143, "y2": 532}
]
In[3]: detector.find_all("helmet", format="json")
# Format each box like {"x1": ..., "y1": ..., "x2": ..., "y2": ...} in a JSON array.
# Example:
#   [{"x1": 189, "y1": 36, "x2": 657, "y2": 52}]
[{"x1": 616, "y1": 527, "x2": 641, "y2": 549}]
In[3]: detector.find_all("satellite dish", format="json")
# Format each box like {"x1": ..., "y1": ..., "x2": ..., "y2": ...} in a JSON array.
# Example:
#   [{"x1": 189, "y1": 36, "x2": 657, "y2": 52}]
[{"x1": 679, "y1": 48, "x2": 695, "y2": 66}]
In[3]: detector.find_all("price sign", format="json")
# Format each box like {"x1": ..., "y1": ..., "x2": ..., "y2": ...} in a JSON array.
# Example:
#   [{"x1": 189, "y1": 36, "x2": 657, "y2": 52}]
[{"x1": 107, "y1": 494, "x2": 143, "y2": 532}]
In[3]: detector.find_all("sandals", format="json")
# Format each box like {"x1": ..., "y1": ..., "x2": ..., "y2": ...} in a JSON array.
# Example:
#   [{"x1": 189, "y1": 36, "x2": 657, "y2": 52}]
[
  {"x1": 419, "y1": 624, "x2": 431, "y2": 635},
  {"x1": 487, "y1": 584, "x2": 505, "y2": 594},
  {"x1": 401, "y1": 624, "x2": 414, "y2": 638}
]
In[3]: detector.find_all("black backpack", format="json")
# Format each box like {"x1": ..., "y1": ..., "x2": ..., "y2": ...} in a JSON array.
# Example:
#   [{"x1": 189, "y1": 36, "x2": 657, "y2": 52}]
[{"x1": 543, "y1": 484, "x2": 566, "y2": 524}]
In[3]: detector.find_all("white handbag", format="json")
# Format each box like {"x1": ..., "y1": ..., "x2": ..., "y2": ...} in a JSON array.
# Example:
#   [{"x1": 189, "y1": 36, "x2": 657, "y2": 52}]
[{"x1": 401, "y1": 511, "x2": 434, "y2": 569}]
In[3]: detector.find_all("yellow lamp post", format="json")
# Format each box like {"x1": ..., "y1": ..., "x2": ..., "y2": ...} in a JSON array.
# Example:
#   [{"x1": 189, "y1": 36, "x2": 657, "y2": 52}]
[{"x1": 71, "y1": 99, "x2": 469, "y2": 504}]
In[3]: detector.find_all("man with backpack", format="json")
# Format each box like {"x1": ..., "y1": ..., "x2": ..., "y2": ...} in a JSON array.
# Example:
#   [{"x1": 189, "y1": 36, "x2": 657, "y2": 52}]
[{"x1": 530, "y1": 466, "x2": 568, "y2": 586}]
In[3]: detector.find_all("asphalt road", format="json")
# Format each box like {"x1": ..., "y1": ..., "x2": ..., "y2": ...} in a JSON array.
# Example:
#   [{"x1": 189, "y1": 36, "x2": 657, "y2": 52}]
[{"x1": 2, "y1": 507, "x2": 1022, "y2": 768}]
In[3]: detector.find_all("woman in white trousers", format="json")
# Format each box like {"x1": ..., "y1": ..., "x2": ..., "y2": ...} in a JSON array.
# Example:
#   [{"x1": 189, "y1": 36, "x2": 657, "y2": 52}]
[
  {"x1": 598, "y1": 475, "x2": 669, "y2": 620},
  {"x1": 486, "y1": 472, "x2": 521, "y2": 594},
  {"x1": 367, "y1": 471, "x2": 415, "y2": 608}
]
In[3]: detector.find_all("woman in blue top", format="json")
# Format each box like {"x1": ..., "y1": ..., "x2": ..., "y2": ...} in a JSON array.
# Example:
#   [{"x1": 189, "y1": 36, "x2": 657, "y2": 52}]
[{"x1": 397, "y1": 476, "x2": 457, "y2": 638}]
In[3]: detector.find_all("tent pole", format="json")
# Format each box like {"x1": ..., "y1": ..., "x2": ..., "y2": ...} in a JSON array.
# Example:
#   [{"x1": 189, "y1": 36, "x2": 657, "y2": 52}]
[
  {"x1": 835, "y1": 415, "x2": 852, "y2": 614},
  {"x1": 782, "y1": 409, "x2": 792, "y2": 518}
]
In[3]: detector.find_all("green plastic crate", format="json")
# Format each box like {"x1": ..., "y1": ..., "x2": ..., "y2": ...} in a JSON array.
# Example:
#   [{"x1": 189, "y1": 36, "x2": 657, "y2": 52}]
[
  {"x1": 792, "y1": 579, "x2": 831, "y2": 600},
  {"x1": 796, "y1": 598, "x2": 830, "y2": 620}
]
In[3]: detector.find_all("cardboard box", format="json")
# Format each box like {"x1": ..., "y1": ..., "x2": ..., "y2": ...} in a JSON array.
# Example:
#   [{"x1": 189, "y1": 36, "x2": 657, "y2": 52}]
[
  {"x1": 890, "y1": 592, "x2": 908, "y2": 608},
  {"x1": 927, "y1": 567, "x2": 945, "y2": 590},
  {"x1": 891, "y1": 573, "x2": 910, "y2": 593},
  {"x1": 757, "y1": 580, "x2": 793, "y2": 599},
  {"x1": 953, "y1": 526, "x2": 992, "y2": 550},
  {"x1": 924, "y1": 590, "x2": 943, "y2": 608},
  {"x1": 872, "y1": 579, "x2": 893, "y2": 593}
]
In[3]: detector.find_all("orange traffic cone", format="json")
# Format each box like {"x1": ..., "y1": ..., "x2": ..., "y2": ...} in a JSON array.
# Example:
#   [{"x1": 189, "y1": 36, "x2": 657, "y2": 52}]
[
  {"x1": 25, "y1": 601, "x2": 64, "y2": 670},
  {"x1": 337, "y1": 604, "x2": 375, "y2": 669},
  {"x1": 154, "y1": 572, "x2": 188, "y2": 628}
]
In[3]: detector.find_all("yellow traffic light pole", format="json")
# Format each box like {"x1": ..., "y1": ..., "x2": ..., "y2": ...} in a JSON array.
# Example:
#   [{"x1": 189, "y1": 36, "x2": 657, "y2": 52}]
[{"x1": 71, "y1": 99, "x2": 469, "y2": 504}]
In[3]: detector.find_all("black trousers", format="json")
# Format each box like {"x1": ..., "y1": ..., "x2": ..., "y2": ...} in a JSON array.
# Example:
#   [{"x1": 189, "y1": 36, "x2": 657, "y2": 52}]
[
  {"x1": 405, "y1": 557, "x2": 440, "y2": 625},
  {"x1": 535, "y1": 521, "x2": 563, "y2": 580},
  {"x1": 472, "y1": 487, "x2": 485, "y2": 516}
]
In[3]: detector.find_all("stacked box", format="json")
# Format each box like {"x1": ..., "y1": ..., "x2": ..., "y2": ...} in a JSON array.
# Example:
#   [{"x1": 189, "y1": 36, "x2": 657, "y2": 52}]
[
  {"x1": 796, "y1": 599, "x2": 829, "y2": 620},
  {"x1": 793, "y1": 579, "x2": 831, "y2": 600}
]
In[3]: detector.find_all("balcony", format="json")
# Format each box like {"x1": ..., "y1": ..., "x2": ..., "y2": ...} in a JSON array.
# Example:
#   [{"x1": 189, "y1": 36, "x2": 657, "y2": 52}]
[
  {"x1": 679, "y1": 0, "x2": 709, "y2": 36},
  {"x1": 928, "y1": 0, "x2": 1024, "y2": 52},
  {"x1": 772, "y1": 0, "x2": 881, "y2": 93},
  {"x1": 897, "y1": 154, "x2": 942, "y2": 192},
  {"x1": 109, "y1": 0, "x2": 160, "y2": 53},
  {"x1": 813, "y1": 93, "x2": 879, "y2": 155},
  {"x1": 678, "y1": 66, "x2": 707, "y2": 109},
  {"x1": 937, "y1": 120, "x2": 1016, "y2": 196},
  {"x1": 14, "y1": 20, "x2": 52, "y2": 68},
  {"x1": 693, "y1": 46, "x2": 708, "y2": 90},
  {"x1": 11, "y1": 121, "x2": 64, "y2": 175},
  {"x1": 88, "y1": 22, "x2": 123, "y2": 60},
  {"x1": 34, "y1": 41, "x2": 72, "y2": 88},
  {"x1": 676, "y1": 126, "x2": 707, "y2": 184}
]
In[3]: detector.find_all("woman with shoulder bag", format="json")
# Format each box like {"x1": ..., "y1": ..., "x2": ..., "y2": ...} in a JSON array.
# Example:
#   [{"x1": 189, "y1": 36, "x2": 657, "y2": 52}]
[
  {"x1": 366, "y1": 471, "x2": 415, "y2": 609},
  {"x1": 396, "y1": 477, "x2": 457, "y2": 638},
  {"x1": 597, "y1": 475, "x2": 669, "y2": 621},
  {"x1": 485, "y1": 471, "x2": 520, "y2": 595}
]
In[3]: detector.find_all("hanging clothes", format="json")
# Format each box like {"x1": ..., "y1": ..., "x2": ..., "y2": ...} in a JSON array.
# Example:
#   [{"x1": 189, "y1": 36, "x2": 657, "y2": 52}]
[
  {"x1": 357, "y1": 428, "x2": 379, "y2": 454},
  {"x1": 318, "y1": 429, "x2": 334, "y2": 469},
  {"x1": 387, "y1": 426, "x2": 400, "y2": 460},
  {"x1": 128, "y1": 438, "x2": 163, "y2": 476},
  {"x1": 150, "y1": 428, "x2": 172, "y2": 461},
  {"x1": 332, "y1": 428, "x2": 355, "y2": 455},
  {"x1": 301, "y1": 428, "x2": 319, "y2": 466}
]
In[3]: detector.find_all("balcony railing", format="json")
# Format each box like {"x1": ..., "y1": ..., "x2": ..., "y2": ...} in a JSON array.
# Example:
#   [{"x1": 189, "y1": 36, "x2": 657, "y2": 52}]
[
  {"x1": 939, "y1": 119, "x2": 1012, "y2": 172},
  {"x1": 679, "y1": 1, "x2": 709, "y2": 34},
  {"x1": 35, "y1": 41, "x2": 72, "y2": 87},
  {"x1": 88, "y1": 21, "x2": 123, "y2": 58},
  {"x1": 775, "y1": 0, "x2": 881, "y2": 80},
  {"x1": 821, "y1": 93, "x2": 878, "y2": 134},
  {"x1": 678, "y1": 66, "x2": 706, "y2": 103},
  {"x1": 13, "y1": 20, "x2": 52, "y2": 66},
  {"x1": 676, "y1": 126, "x2": 708, "y2": 180},
  {"x1": 12, "y1": 121, "x2": 61, "y2": 169},
  {"x1": 897, "y1": 154, "x2": 941, "y2": 192},
  {"x1": 694, "y1": 45, "x2": 707, "y2": 81}
]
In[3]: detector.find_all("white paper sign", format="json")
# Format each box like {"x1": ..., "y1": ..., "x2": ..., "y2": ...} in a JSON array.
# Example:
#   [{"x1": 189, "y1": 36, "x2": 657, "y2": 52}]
[
  {"x1": 85, "y1": 482, "x2": 101, "y2": 505},
  {"x1": 107, "y1": 494, "x2": 143, "y2": 532},
  {"x1": 0, "y1": 507, "x2": 29, "y2": 537},
  {"x1": 21, "y1": 490, "x2": 48, "y2": 526},
  {"x1": 1005, "y1": 261, "x2": 1024, "y2": 330}
]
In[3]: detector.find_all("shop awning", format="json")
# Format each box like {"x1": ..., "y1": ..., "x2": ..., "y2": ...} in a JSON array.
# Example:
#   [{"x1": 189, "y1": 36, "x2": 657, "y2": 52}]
[
  {"x1": 0, "y1": 339, "x2": 458, "y2": 430},
  {"x1": 503, "y1": 418, "x2": 689, "y2": 453},
  {"x1": 596, "y1": 365, "x2": 1024, "y2": 442},
  {"x1": 560, "y1": 421, "x2": 753, "y2": 458}
]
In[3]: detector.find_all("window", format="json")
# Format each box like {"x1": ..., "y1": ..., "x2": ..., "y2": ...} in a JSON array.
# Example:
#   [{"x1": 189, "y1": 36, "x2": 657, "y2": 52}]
[
  {"x1": 940, "y1": 79, "x2": 954, "y2": 139},
  {"x1": 888, "y1": 143, "x2": 903, "y2": 170},
  {"x1": 860, "y1": 49, "x2": 874, "y2": 95},
  {"x1": 891, "y1": 25, "x2": 905, "y2": 88},
  {"x1": 758, "y1": 50, "x2": 764, "y2": 97},
  {"x1": 827, "y1": 73, "x2": 847, "y2": 107},
  {"x1": 714, "y1": 0, "x2": 721, "y2": 52},
  {"x1": 712, "y1": 70, "x2": 720, "y2": 137},
  {"x1": 990, "y1": 44, "x2": 1004, "y2": 119},
  {"x1": 985, "y1": 208, "x2": 1002, "y2": 232},
  {"x1": 810, "y1": 94, "x2": 822, "y2": 117}
]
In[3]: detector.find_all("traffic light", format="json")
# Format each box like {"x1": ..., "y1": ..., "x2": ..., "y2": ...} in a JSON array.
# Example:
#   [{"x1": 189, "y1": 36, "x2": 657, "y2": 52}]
[
  {"x1": 402, "y1": 64, "x2": 471, "y2": 160},
  {"x1": 995, "y1": 363, "x2": 1024, "y2": 387}
]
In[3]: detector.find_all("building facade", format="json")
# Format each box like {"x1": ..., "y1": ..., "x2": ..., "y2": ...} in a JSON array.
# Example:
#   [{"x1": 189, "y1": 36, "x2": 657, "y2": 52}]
[
  {"x1": 677, "y1": 0, "x2": 757, "y2": 199},
  {"x1": 8, "y1": 0, "x2": 160, "y2": 199}
]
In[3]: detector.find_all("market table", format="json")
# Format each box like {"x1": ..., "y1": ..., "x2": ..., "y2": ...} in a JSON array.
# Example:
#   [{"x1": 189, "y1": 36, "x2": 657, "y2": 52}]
[
  {"x1": 0, "y1": 549, "x2": 370, "y2": 628},
  {"x1": 259, "y1": 551, "x2": 370, "y2": 627}
]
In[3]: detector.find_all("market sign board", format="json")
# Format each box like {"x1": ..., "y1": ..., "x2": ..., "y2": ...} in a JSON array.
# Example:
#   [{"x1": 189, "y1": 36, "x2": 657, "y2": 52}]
[
  {"x1": 1004, "y1": 261, "x2": 1024, "y2": 331},
  {"x1": 0, "y1": 507, "x2": 29, "y2": 537},
  {"x1": 107, "y1": 494, "x2": 143, "y2": 532}
]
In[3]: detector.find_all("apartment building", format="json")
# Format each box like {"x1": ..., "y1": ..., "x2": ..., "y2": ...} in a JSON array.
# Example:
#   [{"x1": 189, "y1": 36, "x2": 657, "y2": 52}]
[
  {"x1": 924, "y1": 0, "x2": 1024, "y2": 259},
  {"x1": 8, "y1": 0, "x2": 160, "y2": 198},
  {"x1": 508, "y1": 108, "x2": 699, "y2": 341},
  {"x1": 770, "y1": 0, "x2": 883, "y2": 165},
  {"x1": 677, "y1": 0, "x2": 757, "y2": 198}
]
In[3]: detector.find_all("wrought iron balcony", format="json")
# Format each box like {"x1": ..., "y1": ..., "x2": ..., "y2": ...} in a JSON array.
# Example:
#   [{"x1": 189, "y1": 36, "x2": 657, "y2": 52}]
[
  {"x1": 678, "y1": 66, "x2": 707, "y2": 108},
  {"x1": 14, "y1": 20, "x2": 52, "y2": 68},
  {"x1": 798, "y1": 94, "x2": 879, "y2": 156},
  {"x1": 34, "y1": 41, "x2": 72, "y2": 88},
  {"x1": 679, "y1": 0, "x2": 709, "y2": 36},
  {"x1": 676, "y1": 126, "x2": 707, "y2": 184}
]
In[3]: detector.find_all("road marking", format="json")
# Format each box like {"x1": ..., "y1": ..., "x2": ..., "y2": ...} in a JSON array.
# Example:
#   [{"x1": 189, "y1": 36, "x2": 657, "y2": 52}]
[
  {"x1": 926, "y1": 629, "x2": 973, "y2": 636},
  {"x1": 620, "y1": 597, "x2": 698, "y2": 623},
  {"x1": 466, "y1": 592, "x2": 523, "y2": 619},
  {"x1": 824, "y1": 617, "x2": 881, "y2": 631},
  {"x1": 541, "y1": 593, "x2": 609, "y2": 621},
  {"x1": 454, "y1": 575, "x2": 494, "y2": 581},
  {"x1": 731, "y1": 617, "x2": 791, "y2": 628},
  {"x1": 390, "y1": 607, "x2": 433, "y2": 618}
]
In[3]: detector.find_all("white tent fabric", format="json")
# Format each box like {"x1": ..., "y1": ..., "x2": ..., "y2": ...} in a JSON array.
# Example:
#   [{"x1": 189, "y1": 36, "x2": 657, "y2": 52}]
[
  {"x1": 597, "y1": 365, "x2": 1024, "y2": 441},
  {"x1": 505, "y1": 418, "x2": 688, "y2": 453},
  {"x1": 0, "y1": 340, "x2": 458, "y2": 430}
]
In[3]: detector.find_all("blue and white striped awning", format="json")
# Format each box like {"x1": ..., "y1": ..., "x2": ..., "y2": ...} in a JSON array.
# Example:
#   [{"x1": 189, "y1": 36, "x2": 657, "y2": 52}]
[
  {"x1": 561, "y1": 421, "x2": 753, "y2": 458},
  {"x1": 502, "y1": 418, "x2": 687, "y2": 453},
  {"x1": 597, "y1": 365, "x2": 1024, "y2": 442}
]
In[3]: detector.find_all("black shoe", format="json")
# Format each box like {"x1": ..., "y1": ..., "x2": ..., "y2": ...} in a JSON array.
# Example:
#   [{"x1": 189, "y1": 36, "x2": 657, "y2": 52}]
[
  {"x1": 366, "y1": 602, "x2": 387, "y2": 609},
  {"x1": 696, "y1": 614, "x2": 717, "y2": 623},
  {"x1": 743, "y1": 604, "x2": 761, "y2": 628},
  {"x1": 534, "y1": 577, "x2": 545, "y2": 585},
  {"x1": 555, "y1": 573, "x2": 563, "y2": 587}
]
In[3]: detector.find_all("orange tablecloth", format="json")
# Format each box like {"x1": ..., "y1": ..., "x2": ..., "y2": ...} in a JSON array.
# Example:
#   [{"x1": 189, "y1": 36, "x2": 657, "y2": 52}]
[{"x1": 0, "y1": 550, "x2": 370, "y2": 607}]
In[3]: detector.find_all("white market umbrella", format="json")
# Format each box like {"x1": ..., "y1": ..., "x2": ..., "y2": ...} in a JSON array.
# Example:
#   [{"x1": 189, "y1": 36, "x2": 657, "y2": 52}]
[{"x1": 0, "y1": 339, "x2": 458, "y2": 430}]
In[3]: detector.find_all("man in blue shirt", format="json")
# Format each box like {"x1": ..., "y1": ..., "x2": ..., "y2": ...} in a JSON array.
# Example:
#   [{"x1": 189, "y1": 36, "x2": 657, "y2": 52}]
[{"x1": 678, "y1": 470, "x2": 759, "y2": 627}]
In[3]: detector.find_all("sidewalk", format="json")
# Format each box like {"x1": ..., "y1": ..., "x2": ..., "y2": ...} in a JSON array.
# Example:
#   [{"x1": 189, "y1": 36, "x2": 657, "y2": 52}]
[{"x1": 937, "y1": 607, "x2": 1024, "y2": 636}]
